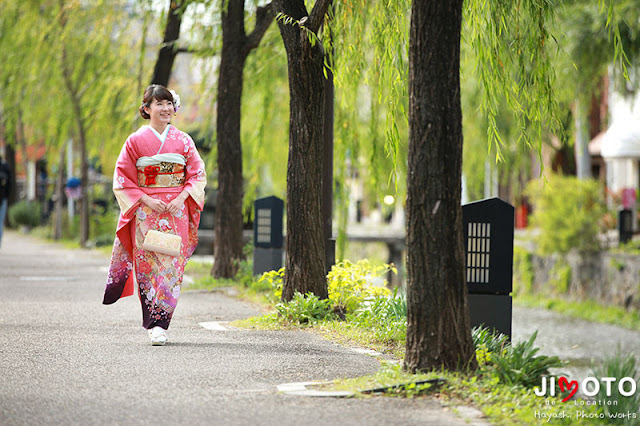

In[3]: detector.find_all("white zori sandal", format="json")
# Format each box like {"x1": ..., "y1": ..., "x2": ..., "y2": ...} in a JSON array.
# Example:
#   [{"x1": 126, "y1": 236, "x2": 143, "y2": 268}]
[{"x1": 148, "y1": 326, "x2": 168, "y2": 346}]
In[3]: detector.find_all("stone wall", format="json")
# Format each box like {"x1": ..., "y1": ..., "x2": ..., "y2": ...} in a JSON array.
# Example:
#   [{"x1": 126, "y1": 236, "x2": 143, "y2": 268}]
[{"x1": 516, "y1": 249, "x2": 640, "y2": 310}]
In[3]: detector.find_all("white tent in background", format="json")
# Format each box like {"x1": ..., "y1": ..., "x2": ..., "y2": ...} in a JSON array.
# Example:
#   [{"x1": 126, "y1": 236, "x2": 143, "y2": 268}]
[{"x1": 601, "y1": 118, "x2": 640, "y2": 195}]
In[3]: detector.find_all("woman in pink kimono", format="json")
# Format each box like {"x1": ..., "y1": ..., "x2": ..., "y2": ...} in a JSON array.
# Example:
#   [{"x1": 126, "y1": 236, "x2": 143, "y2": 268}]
[{"x1": 103, "y1": 85, "x2": 206, "y2": 346}]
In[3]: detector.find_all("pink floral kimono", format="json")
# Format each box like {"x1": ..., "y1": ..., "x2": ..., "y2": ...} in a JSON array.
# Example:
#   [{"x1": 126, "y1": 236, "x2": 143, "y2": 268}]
[{"x1": 103, "y1": 125, "x2": 206, "y2": 330}]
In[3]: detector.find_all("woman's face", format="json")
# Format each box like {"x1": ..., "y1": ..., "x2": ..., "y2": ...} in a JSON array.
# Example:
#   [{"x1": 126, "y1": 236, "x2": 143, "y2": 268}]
[{"x1": 145, "y1": 98, "x2": 174, "y2": 127}]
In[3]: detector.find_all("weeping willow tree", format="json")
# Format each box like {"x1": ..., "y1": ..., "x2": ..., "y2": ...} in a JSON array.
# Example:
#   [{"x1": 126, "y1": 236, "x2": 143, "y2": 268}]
[
  {"x1": 269, "y1": 0, "x2": 631, "y2": 370},
  {"x1": 0, "y1": 0, "x2": 143, "y2": 243},
  {"x1": 558, "y1": 0, "x2": 640, "y2": 179}
]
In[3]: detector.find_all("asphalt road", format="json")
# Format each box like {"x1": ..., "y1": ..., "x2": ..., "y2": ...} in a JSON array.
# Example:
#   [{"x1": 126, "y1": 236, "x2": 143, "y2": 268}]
[{"x1": 0, "y1": 231, "x2": 485, "y2": 426}]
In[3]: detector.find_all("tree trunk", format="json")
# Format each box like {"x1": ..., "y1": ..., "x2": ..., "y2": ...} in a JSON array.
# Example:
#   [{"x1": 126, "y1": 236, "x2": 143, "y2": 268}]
[
  {"x1": 322, "y1": 39, "x2": 335, "y2": 275},
  {"x1": 16, "y1": 112, "x2": 29, "y2": 199},
  {"x1": 574, "y1": 98, "x2": 591, "y2": 180},
  {"x1": 53, "y1": 146, "x2": 65, "y2": 240},
  {"x1": 213, "y1": 1, "x2": 274, "y2": 278},
  {"x1": 59, "y1": 1, "x2": 88, "y2": 245},
  {"x1": 404, "y1": 0, "x2": 477, "y2": 372},
  {"x1": 213, "y1": 0, "x2": 248, "y2": 278},
  {"x1": 151, "y1": 0, "x2": 184, "y2": 87},
  {"x1": 77, "y1": 118, "x2": 89, "y2": 246},
  {"x1": 5, "y1": 144, "x2": 17, "y2": 207},
  {"x1": 274, "y1": 0, "x2": 330, "y2": 300}
]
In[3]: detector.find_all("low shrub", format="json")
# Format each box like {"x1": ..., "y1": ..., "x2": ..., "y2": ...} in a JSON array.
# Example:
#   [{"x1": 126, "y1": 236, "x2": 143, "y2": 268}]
[
  {"x1": 275, "y1": 292, "x2": 335, "y2": 324},
  {"x1": 90, "y1": 210, "x2": 118, "y2": 247},
  {"x1": 327, "y1": 259, "x2": 395, "y2": 316},
  {"x1": 257, "y1": 267, "x2": 285, "y2": 303},
  {"x1": 474, "y1": 328, "x2": 563, "y2": 389},
  {"x1": 9, "y1": 200, "x2": 41, "y2": 228},
  {"x1": 347, "y1": 289, "x2": 408, "y2": 346},
  {"x1": 234, "y1": 243, "x2": 256, "y2": 288},
  {"x1": 257, "y1": 259, "x2": 396, "y2": 315},
  {"x1": 525, "y1": 175, "x2": 605, "y2": 255}
]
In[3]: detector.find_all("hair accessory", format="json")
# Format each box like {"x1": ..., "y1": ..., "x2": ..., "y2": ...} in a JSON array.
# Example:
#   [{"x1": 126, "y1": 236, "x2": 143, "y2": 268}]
[{"x1": 169, "y1": 90, "x2": 181, "y2": 113}]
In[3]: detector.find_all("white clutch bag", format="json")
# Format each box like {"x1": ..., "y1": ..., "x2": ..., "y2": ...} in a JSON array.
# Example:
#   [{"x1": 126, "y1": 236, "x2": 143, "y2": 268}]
[{"x1": 143, "y1": 230, "x2": 182, "y2": 257}]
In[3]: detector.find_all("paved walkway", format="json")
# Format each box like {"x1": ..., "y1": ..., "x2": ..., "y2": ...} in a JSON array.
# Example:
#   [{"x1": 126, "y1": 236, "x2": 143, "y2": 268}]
[
  {"x1": 0, "y1": 231, "x2": 485, "y2": 426},
  {"x1": 513, "y1": 305, "x2": 640, "y2": 382}
]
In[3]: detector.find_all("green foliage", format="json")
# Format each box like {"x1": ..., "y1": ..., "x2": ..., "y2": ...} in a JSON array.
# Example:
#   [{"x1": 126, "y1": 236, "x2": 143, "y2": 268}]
[
  {"x1": 90, "y1": 210, "x2": 118, "y2": 247},
  {"x1": 1, "y1": 1, "x2": 141, "y2": 171},
  {"x1": 257, "y1": 267, "x2": 285, "y2": 302},
  {"x1": 275, "y1": 292, "x2": 335, "y2": 325},
  {"x1": 613, "y1": 240, "x2": 640, "y2": 256},
  {"x1": 526, "y1": 175, "x2": 606, "y2": 255},
  {"x1": 8, "y1": 201, "x2": 41, "y2": 228},
  {"x1": 472, "y1": 326, "x2": 510, "y2": 356},
  {"x1": 321, "y1": 362, "x2": 601, "y2": 425},
  {"x1": 327, "y1": 260, "x2": 394, "y2": 316},
  {"x1": 351, "y1": 288, "x2": 406, "y2": 323},
  {"x1": 187, "y1": 245, "x2": 259, "y2": 292},
  {"x1": 591, "y1": 351, "x2": 640, "y2": 423},
  {"x1": 516, "y1": 293, "x2": 640, "y2": 331},
  {"x1": 233, "y1": 243, "x2": 256, "y2": 288},
  {"x1": 258, "y1": 260, "x2": 395, "y2": 314},
  {"x1": 465, "y1": 0, "x2": 563, "y2": 160},
  {"x1": 513, "y1": 246, "x2": 535, "y2": 294},
  {"x1": 490, "y1": 331, "x2": 563, "y2": 389},
  {"x1": 474, "y1": 328, "x2": 563, "y2": 389},
  {"x1": 347, "y1": 288, "x2": 407, "y2": 346},
  {"x1": 609, "y1": 257, "x2": 626, "y2": 272},
  {"x1": 549, "y1": 261, "x2": 572, "y2": 294}
]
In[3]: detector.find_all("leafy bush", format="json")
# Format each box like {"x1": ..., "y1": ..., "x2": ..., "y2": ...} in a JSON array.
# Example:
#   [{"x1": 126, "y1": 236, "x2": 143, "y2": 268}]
[
  {"x1": 347, "y1": 288, "x2": 407, "y2": 345},
  {"x1": 327, "y1": 259, "x2": 395, "y2": 316},
  {"x1": 354, "y1": 287, "x2": 407, "y2": 322},
  {"x1": 525, "y1": 175, "x2": 605, "y2": 255},
  {"x1": 90, "y1": 210, "x2": 118, "y2": 247},
  {"x1": 234, "y1": 243, "x2": 256, "y2": 288},
  {"x1": 513, "y1": 246, "x2": 534, "y2": 295},
  {"x1": 258, "y1": 259, "x2": 396, "y2": 314},
  {"x1": 275, "y1": 292, "x2": 334, "y2": 324},
  {"x1": 472, "y1": 326, "x2": 509, "y2": 354},
  {"x1": 591, "y1": 351, "x2": 640, "y2": 423},
  {"x1": 8, "y1": 200, "x2": 41, "y2": 228},
  {"x1": 257, "y1": 267, "x2": 285, "y2": 302},
  {"x1": 474, "y1": 328, "x2": 563, "y2": 389},
  {"x1": 491, "y1": 331, "x2": 563, "y2": 388}
]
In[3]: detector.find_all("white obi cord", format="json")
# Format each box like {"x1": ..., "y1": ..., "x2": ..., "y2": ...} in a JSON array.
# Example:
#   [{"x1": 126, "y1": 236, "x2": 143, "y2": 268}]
[{"x1": 136, "y1": 153, "x2": 186, "y2": 167}]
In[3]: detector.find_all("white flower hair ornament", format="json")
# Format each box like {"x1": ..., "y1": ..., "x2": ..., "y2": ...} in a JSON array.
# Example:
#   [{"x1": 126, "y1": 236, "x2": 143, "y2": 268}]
[{"x1": 169, "y1": 90, "x2": 181, "y2": 113}]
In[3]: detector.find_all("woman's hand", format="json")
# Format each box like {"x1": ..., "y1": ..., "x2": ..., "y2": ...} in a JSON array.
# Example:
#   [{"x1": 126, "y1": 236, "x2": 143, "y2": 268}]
[
  {"x1": 141, "y1": 195, "x2": 167, "y2": 213},
  {"x1": 166, "y1": 191, "x2": 189, "y2": 215}
]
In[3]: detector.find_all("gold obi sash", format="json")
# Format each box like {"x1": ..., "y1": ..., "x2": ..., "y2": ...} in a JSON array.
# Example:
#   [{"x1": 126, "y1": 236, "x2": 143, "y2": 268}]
[{"x1": 137, "y1": 162, "x2": 186, "y2": 188}]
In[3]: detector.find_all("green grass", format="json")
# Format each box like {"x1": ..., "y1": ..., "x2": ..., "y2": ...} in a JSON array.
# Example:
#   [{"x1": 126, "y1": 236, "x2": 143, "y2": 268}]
[
  {"x1": 183, "y1": 260, "x2": 251, "y2": 291},
  {"x1": 515, "y1": 293, "x2": 640, "y2": 331},
  {"x1": 315, "y1": 363, "x2": 604, "y2": 425}
]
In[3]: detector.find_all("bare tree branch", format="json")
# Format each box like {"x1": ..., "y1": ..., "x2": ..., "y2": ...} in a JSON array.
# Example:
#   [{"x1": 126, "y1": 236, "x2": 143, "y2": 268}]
[
  {"x1": 307, "y1": 0, "x2": 332, "y2": 34},
  {"x1": 245, "y1": 2, "x2": 274, "y2": 53},
  {"x1": 175, "y1": 45, "x2": 218, "y2": 55}
]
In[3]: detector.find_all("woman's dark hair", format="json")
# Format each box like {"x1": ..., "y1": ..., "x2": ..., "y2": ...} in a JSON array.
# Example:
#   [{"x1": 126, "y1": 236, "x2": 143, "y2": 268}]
[{"x1": 139, "y1": 84, "x2": 174, "y2": 119}]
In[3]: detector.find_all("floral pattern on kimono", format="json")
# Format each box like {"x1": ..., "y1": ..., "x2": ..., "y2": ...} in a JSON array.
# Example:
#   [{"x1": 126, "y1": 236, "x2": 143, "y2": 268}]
[{"x1": 103, "y1": 125, "x2": 206, "y2": 330}]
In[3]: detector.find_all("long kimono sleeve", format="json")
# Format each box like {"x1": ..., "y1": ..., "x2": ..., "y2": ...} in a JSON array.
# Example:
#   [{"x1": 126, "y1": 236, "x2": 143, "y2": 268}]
[
  {"x1": 182, "y1": 133, "x2": 206, "y2": 209},
  {"x1": 103, "y1": 136, "x2": 143, "y2": 304},
  {"x1": 113, "y1": 136, "x2": 145, "y2": 219}
]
